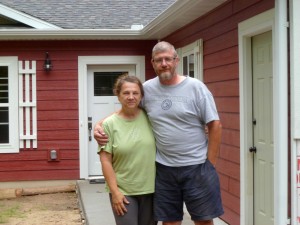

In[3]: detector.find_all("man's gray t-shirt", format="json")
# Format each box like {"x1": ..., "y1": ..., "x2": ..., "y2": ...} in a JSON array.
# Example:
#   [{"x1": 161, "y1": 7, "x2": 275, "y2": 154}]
[{"x1": 141, "y1": 76, "x2": 219, "y2": 167}]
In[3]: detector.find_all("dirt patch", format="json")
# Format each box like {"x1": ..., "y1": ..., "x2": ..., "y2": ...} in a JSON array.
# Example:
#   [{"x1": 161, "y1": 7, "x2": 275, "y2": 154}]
[{"x1": 0, "y1": 192, "x2": 82, "y2": 225}]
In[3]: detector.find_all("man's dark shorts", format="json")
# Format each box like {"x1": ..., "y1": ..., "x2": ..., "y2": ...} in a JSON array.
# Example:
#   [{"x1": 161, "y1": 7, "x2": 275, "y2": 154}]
[{"x1": 154, "y1": 160, "x2": 224, "y2": 222}]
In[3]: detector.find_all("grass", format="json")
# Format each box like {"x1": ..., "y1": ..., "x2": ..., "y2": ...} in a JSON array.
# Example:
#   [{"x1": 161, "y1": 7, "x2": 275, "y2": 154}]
[{"x1": 0, "y1": 203, "x2": 25, "y2": 224}]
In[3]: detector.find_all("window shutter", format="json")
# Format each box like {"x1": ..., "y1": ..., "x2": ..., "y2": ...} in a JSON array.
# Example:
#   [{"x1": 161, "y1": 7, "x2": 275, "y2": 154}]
[{"x1": 18, "y1": 61, "x2": 37, "y2": 148}]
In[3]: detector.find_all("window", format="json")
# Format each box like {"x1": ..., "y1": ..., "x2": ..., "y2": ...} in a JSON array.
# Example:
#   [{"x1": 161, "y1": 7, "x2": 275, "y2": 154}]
[
  {"x1": 94, "y1": 72, "x2": 127, "y2": 96},
  {"x1": 177, "y1": 39, "x2": 203, "y2": 80},
  {"x1": 0, "y1": 57, "x2": 19, "y2": 153},
  {"x1": 0, "y1": 67, "x2": 9, "y2": 143}
]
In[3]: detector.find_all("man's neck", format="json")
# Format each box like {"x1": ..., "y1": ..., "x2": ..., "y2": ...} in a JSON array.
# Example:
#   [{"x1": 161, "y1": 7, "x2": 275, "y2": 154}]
[{"x1": 160, "y1": 74, "x2": 185, "y2": 86}]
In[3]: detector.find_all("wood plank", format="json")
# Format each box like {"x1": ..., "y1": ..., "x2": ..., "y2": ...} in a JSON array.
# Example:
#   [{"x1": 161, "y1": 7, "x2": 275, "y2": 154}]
[
  {"x1": 215, "y1": 97, "x2": 239, "y2": 113},
  {"x1": 38, "y1": 130, "x2": 79, "y2": 140},
  {"x1": 207, "y1": 80, "x2": 239, "y2": 97},
  {"x1": 0, "y1": 170, "x2": 79, "y2": 182},
  {"x1": 0, "y1": 160, "x2": 79, "y2": 172},
  {"x1": 221, "y1": 129, "x2": 240, "y2": 148},
  {"x1": 204, "y1": 46, "x2": 239, "y2": 69},
  {"x1": 38, "y1": 90, "x2": 78, "y2": 101},
  {"x1": 217, "y1": 158, "x2": 240, "y2": 180},
  {"x1": 204, "y1": 63, "x2": 239, "y2": 83},
  {"x1": 38, "y1": 140, "x2": 79, "y2": 149},
  {"x1": 38, "y1": 120, "x2": 78, "y2": 130},
  {"x1": 0, "y1": 150, "x2": 78, "y2": 161},
  {"x1": 220, "y1": 144, "x2": 240, "y2": 164},
  {"x1": 219, "y1": 173, "x2": 229, "y2": 191},
  {"x1": 229, "y1": 178, "x2": 240, "y2": 198},
  {"x1": 204, "y1": 29, "x2": 238, "y2": 55},
  {"x1": 37, "y1": 111, "x2": 78, "y2": 120},
  {"x1": 37, "y1": 80, "x2": 78, "y2": 91},
  {"x1": 219, "y1": 112, "x2": 240, "y2": 130},
  {"x1": 165, "y1": 2, "x2": 233, "y2": 45},
  {"x1": 37, "y1": 100, "x2": 78, "y2": 110}
]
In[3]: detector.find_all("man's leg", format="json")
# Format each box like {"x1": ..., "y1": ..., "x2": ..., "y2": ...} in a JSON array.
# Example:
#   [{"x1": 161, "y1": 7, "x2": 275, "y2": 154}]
[
  {"x1": 183, "y1": 161, "x2": 223, "y2": 223},
  {"x1": 162, "y1": 221, "x2": 181, "y2": 225},
  {"x1": 154, "y1": 163, "x2": 184, "y2": 222},
  {"x1": 194, "y1": 220, "x2": 213, "y2": 225}
]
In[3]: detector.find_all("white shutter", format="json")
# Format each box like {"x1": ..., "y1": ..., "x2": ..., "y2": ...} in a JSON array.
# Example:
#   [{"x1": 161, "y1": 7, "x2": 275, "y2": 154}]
[{"x1": 18, "y1": 61, "x2": 37, "y2": 148}]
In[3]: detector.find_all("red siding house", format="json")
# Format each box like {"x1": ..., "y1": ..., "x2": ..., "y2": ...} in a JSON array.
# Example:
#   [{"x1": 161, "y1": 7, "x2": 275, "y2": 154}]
[{"x1": 0, "y1": 0, "x2": 299, "y2": 224}]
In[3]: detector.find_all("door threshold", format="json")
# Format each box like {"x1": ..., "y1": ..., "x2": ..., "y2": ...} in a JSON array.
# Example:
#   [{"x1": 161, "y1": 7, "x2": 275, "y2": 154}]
[{"x1": 87, "y1": 176, "x2": 105, "y2": 184}]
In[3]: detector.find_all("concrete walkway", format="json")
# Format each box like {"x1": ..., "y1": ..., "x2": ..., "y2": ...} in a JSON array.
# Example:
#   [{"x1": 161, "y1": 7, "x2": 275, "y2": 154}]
[{"x1": 76, "y1": 180, "x2": 227, "y2": 225}]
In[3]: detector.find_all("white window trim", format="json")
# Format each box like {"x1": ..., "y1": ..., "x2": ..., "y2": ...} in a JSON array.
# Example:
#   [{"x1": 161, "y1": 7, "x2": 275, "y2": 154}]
[
  {"x1": 0, "y1": 57, "x2": 19, "y2": 153},
  {"x1": 177, "y1": 39, "x2": 203, "y2": 80}
]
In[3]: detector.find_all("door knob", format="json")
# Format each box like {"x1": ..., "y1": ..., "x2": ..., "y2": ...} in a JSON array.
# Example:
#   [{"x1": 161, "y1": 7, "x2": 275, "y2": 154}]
[
  {"x1": 249, "y1": 146, "x2": 257, "y2": 153},
  {"x1": 88, "y1": 117, "x2": 92, "y2": 141}
]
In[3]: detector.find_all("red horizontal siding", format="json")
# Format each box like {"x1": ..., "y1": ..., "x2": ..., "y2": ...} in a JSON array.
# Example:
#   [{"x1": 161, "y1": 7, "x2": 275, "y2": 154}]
[
  {"x1": 229, "y1": 178, "x2": 240, "y2": 198},
  {"x1": 0, "y1": 39, "x2": 156, "y2": 182},
  {"x1": 0, "y1": 160, "x2": 78, "y2": 172},
  {"x1": 0, "y1": 150, "x2": 78, "y2": 162},
  {"x1": 221, "y1": 206, "x2": 240, "y2": 225},
  {"x1": 222, "y1": 129, "x2": 240, "y2": 148},
  {"x1": 207, "y1": 80, "x2": 239, "y2": 97},
  {"x1": 215, "y1": 97, "x2": 240, "y2": 113},
  {"x1": 1, "y1": 0, "x2": 276, "y2": 223},
  {"x1": 220, "y1": 144, "x2": 240, "y2": 164},
  {"x1": 164, "y1": 4, "x2": 276, "y2": 224},
  {"x1": 217, "y1": 158, "x2": 240, "y2": 181},
  {"x1": 204, "y1": 63, "x2": 239, "y2": 83},
  {"x1": 204, "y1": 46, "x2": 239, "y2": 69},
  {"x1": 222, "y1": 190, "x2": 240, "y2": 215},
  {"x1": 0, "y1": 170, "x2": 79, "y2": 182},
  {"x1": 219, "y1": 112, "x2": 240, "y2": 130}
]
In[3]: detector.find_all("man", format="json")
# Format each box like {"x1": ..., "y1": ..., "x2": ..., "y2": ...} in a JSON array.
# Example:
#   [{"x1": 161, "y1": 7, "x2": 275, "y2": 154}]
[{"x1": 94, "y1": 41, "x2": 223, "y2": 225}]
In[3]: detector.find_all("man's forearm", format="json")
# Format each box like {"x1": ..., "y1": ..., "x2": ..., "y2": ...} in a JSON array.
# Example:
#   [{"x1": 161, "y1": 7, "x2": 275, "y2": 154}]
[{"x1": 207, "y1": 120, "x2": 222, "y2": 166}]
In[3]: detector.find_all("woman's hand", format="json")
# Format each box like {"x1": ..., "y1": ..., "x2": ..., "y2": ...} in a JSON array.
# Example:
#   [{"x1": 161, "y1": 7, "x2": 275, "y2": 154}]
[
  {"x1": 94, "y1": 121, "x2": 109, "y2": 146},
  {"x1": 111, "y1": 191, "x2": 130, "y2": 216}
]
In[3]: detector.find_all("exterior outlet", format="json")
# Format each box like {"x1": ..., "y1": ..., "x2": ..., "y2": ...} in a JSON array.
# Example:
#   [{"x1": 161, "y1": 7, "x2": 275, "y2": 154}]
[{"x1": 48, "y1": 149, "x2": 60, "y2": 161}]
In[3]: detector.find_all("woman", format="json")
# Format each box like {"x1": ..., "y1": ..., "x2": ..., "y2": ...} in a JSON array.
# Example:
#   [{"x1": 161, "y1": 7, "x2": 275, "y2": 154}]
[{"x1": 98, "y1": 75, "x2": 156, "y2": 225}]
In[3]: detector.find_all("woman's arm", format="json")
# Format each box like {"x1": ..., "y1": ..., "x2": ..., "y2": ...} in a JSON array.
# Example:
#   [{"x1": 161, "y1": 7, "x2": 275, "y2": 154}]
[{"x1": 99, "y1": 151, "x2": 129, "y2": 216}]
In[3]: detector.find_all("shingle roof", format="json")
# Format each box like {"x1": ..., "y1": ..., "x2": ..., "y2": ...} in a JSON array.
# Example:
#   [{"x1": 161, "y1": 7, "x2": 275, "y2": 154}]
[{"x1": 0, "y1": 0, "x2": 177, "y2": 29}]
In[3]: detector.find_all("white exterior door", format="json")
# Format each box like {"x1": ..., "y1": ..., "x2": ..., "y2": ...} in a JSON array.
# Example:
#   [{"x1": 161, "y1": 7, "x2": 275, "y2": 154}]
[
  {"x1": 252, "y1": 31, "x2": 274, "y2": 225},
  {"x1": 87, "y1": 65, "x2": 136, "y2": 176}
]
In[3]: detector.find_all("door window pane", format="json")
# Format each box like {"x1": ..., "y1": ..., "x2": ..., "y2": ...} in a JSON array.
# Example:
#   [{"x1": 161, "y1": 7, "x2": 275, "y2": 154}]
[
  {"x1": 94, "y1": 72, "x2": 127, "y2": 96},
  {"x1": 0, "y1": 66, "x2": 8, "y2": 103},
  {"x1": 0, "y1": 107, "x2": 8, "y2": 143},
  {"x1": 188, "y1": 54, "x2": 194, "y2": 77},
  {"x1": 183, "y1": 54, "x2": 194, "y2": 77},
  {"x1": 0, "y1": 66, "x2": 9, "y2": 143},
  {"x1": 183, "y1": 56, "x2": 188, "y2": 75}
]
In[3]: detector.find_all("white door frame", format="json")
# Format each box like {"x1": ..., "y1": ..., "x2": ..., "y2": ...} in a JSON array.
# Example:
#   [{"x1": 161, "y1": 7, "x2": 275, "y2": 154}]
[
  {"x1": 238, "y1": 8, "x2": 288, "y2": 225},
  {"x1": 78, "y1": 56, "x2": 145, "y2": 179}
]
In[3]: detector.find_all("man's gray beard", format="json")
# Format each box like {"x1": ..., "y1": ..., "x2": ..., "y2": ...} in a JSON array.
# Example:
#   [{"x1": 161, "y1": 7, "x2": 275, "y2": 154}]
[{"x1": 159, "y1": 72, "x2": 172, "y2": 80}]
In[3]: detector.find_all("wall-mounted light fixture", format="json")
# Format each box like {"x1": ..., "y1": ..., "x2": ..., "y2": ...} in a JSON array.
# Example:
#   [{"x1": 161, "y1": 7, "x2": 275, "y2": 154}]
[{"x1": 44, "y1": 52, "x2": 52, "y2": 71}]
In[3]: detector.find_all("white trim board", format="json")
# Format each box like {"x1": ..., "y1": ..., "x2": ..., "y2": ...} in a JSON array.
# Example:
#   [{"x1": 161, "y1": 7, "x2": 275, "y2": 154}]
[
  {"x1": 0, "y1": 3, "x2": 61, "y2": 29},
  {"x1": 78, "y1": 56, "x2": 145, "y2": 179},
  {"x1": 238, "y1": 8, "x2": 288, "y2": 225}
]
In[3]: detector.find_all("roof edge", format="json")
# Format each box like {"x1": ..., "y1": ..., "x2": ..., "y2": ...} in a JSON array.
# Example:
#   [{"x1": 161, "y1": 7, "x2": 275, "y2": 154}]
[
  {"x1": 0, "y1": 29, "x2": 145, "y2": 40},
  {"x1": 0, "y1": 3, "x2": 62, "y2": 29},
  {"x1": 0, "y1": 0, "x2": 227, "y2": 40}
]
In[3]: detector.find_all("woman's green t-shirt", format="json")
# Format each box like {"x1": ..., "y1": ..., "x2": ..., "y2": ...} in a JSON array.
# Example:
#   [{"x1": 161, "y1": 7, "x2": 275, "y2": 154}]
[{"x1": 100, "y1": 110, "x2": 156, "y2": 195}]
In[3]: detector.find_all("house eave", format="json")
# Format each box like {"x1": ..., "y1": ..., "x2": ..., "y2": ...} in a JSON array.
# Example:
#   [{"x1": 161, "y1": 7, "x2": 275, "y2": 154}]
[
  {"x1": 0, "y1": 29, "x2": 145, "y2": 40},
  {"x1": 0, "y1": 0, "x2": 227, "y2": 41},
  {"x1": 0, "y1": 3, "x2": 61, "y2": 29}
]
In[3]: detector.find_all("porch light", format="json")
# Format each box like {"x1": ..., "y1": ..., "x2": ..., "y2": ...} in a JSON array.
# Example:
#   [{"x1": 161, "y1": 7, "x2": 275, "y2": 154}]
[{"x1": 44, "y1": 52, "x2": 52, "y2": 71}]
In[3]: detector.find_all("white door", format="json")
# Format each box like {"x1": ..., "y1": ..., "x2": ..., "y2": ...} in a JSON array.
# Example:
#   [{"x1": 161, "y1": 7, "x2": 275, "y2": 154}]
[
  {"x1": 87, "y1": 65, "x2": 136, "y2": 176},
  {"x1": 252, "y1": 31, "x2": 274, "y2": 225}
]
